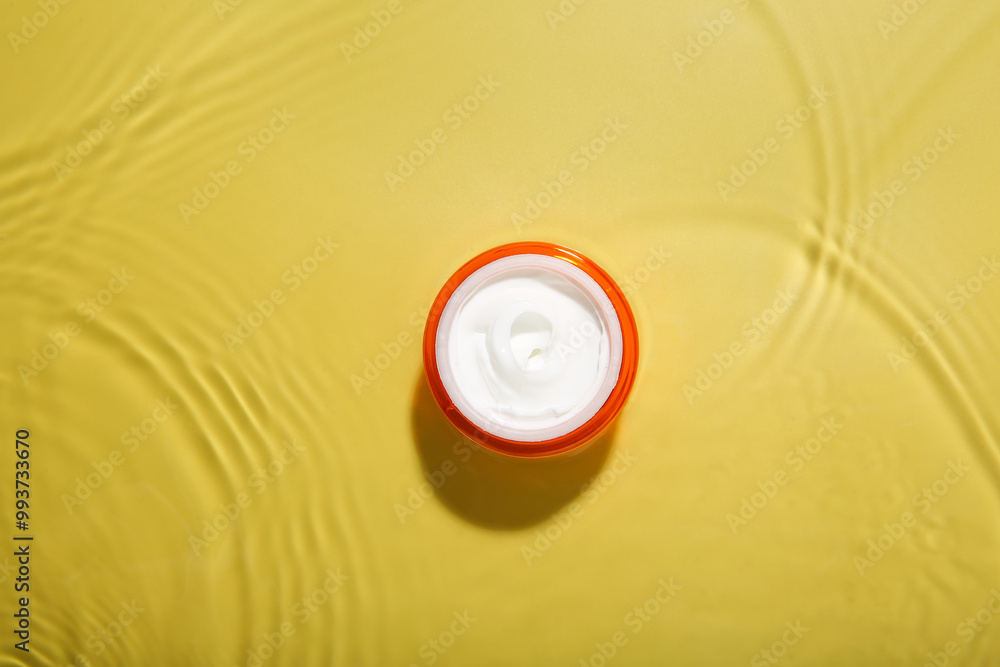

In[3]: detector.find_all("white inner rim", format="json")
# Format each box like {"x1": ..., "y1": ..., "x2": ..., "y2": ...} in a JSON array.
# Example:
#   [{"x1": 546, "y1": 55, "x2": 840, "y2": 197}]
[{"x1": 435, "y1": 254, "x2": 623, "y2": 443}]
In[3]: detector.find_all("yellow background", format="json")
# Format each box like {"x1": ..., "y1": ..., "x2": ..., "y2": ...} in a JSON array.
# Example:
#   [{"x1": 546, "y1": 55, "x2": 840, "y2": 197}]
[{"x1": 2, "y1": 0, "x2": 999, "y2": 665}]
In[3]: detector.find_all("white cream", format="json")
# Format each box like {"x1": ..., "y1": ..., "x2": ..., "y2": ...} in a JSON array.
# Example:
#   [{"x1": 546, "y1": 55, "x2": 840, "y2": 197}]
[{"x1": 435, "y1": 254, "x2": 623, "y2": 442}]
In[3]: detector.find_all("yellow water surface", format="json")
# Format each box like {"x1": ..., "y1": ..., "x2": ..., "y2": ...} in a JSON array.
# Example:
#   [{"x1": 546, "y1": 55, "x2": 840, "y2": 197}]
[{"x1": 2, "y1": 0, "x2": 1000, "y2": 665}]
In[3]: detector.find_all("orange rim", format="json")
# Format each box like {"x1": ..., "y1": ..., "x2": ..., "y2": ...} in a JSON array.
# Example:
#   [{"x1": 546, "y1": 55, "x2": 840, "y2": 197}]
[{"x1": 422, "y1": 242, "x2": 639, "y2": 458}]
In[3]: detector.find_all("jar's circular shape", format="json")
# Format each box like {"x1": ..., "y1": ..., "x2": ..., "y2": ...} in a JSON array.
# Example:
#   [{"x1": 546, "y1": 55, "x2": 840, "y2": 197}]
[{"x1": 422, "y1": 242, "x2": 639, "y2": 458}]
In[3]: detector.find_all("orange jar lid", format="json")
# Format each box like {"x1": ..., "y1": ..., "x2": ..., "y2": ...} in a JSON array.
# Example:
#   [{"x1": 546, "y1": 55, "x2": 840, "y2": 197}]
[{"x1": 422, "y1": 242, "x2": 639, "y2": 458}]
